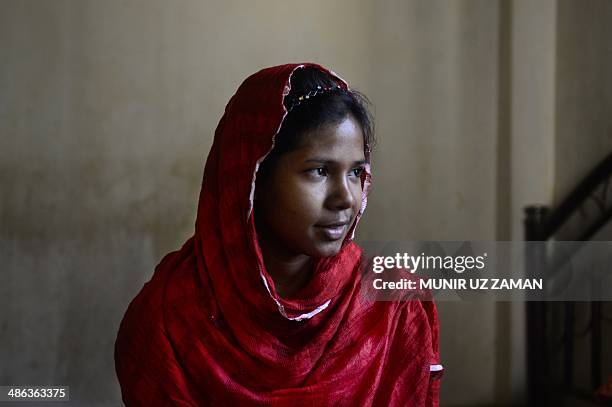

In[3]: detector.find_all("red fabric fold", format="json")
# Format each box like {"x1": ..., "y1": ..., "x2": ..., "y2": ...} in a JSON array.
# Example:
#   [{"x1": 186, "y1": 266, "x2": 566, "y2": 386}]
[{"x1": 115, "y1": 63, "x2": 441, "y2": 406}]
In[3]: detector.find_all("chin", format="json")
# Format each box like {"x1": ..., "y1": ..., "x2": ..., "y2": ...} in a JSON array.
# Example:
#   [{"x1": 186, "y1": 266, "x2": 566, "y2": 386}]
[{"x1": 313, "y1": 241, "x2": 344, "y2": 258}]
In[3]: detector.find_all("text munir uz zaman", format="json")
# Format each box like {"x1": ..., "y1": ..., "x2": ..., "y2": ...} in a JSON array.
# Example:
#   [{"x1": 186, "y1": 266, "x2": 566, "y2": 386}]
[{"x1": 371, "y1": 253, "x2": 543, "y2": 291}]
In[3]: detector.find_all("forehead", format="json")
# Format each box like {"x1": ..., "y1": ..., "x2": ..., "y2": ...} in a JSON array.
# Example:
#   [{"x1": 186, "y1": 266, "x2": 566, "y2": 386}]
[{"x1": 294, "y1": 116, "x2": 365, "y2": 158}]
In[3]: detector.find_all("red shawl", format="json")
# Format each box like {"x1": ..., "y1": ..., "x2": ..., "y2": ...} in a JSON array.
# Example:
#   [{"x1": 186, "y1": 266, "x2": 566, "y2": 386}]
[{"x1": 115, "y1": 63, "x2": 442, "y2": 406}]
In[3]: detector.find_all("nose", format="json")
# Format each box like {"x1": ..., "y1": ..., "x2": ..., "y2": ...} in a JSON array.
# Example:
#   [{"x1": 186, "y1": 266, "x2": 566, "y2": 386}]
[{"x1": 326, "y1": 176, "x2": 355, "y2": 211}]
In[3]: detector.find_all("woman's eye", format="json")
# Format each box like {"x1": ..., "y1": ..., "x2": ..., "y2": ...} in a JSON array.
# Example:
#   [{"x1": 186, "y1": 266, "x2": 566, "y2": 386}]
[
  {"x1": 307, "y1": 167, "x2": 327, "y2": 177},
  {"x1": 350, "y1": 167, "x2": 365, "y2": 177}
]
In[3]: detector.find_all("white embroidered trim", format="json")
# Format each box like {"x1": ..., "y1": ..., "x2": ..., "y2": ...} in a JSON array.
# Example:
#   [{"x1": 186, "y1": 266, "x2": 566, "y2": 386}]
[
  {"x1": 259, "y1": 271, "x2": 331, "y2": 321},
  {"x1": 247, "y1": 65, "x2": 303, "y2": 219},
  {"x1": 430, "y1": 364, "x2": 444, "y2": 372},
  {"x1": 249, "y1": 65, "x2": 355, "y2": 321}
]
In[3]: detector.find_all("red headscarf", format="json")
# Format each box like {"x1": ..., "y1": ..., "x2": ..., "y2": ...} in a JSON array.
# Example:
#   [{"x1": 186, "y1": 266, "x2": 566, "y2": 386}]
[{"x1": 115, "y1": 63, "x2": 442, "y2": 406}]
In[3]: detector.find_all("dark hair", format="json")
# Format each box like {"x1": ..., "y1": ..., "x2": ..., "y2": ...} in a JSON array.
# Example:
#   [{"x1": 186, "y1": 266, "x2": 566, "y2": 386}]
[{"x1": 263, "y1": 67, "x2": 374, "y2": 164}]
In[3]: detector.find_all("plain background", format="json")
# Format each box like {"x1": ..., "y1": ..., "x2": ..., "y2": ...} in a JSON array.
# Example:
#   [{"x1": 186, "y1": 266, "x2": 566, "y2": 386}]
[{"x1": 2, "y1": 0, "x2": 612, "y2": 405}]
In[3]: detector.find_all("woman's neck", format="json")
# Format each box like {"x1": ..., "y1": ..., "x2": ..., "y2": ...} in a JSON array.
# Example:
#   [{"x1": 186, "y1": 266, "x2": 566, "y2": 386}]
[{"x1": 259, "y1": 243, "x2": 314, "y2": 298}]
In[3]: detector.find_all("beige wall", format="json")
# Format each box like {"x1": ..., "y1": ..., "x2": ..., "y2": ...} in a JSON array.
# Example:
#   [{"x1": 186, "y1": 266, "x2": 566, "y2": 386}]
[
  {"x1": 0, "y1": 1, "x2": 374, "y2": 404},
  {"x1": 555, "y1": 0, "x2": 612, "y2": 204},
  {"x1": 2, "y1": 1, "x2": 611, "y2": 406},
  {"x1": 508, "y1": 0, "x2": 558, "y2": 403}
]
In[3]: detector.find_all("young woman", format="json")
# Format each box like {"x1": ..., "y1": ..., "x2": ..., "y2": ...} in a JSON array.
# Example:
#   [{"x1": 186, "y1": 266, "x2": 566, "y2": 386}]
[{"x1": 115, "y1": 63, "x2": 442, "y2": 406}]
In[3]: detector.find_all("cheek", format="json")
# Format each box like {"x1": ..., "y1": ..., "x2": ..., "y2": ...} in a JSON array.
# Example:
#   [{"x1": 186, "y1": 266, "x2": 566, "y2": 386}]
[
  {"x1": 275, "y1": 180, "x2": 322, "y2": 225},
  {"x1": 293, "y1": 188, "x2": 325, "y2": 225}
]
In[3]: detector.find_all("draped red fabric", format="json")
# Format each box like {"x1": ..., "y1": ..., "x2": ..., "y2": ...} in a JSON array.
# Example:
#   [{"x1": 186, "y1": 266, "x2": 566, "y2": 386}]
[{"x1": 115, "y1": 63, "x2": 442, "y2": 406}]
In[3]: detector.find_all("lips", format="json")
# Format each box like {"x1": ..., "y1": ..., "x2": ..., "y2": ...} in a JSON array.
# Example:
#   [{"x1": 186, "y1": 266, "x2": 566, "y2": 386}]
[
  {"x1": 315, "y1": 220, "x2": 351, "y2": 241},
  {"x1": 317, "y1": 221, "x2": 350, "y2": 228}
]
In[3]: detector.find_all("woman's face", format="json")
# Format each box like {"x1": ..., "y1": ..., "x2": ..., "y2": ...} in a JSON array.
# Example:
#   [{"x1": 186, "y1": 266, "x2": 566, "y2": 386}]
[{"x1": 255, "y1": 115, "x2": 366, "y2": 260}]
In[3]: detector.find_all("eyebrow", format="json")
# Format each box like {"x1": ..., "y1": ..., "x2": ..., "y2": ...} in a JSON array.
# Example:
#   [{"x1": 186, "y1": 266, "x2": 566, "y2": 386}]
[{"x1": 304, "y1": 158, "x2": 367, "y2": 166}]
